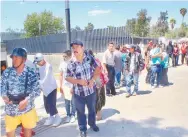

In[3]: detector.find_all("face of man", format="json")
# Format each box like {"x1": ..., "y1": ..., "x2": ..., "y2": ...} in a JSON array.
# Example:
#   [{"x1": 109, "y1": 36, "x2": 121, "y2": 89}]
[
  {"x1": 108, "y1": 44, "x2": 114, "y2": 52},
  {"x1": 62, "y1": 53, "x2": 71, "y2": 62},
  {"x1": 72, "y1": 44, "x2": 84, "y2": 57},
  {"x1": 12, "y1": 56, "x2": 25, "y2": 68},
  {"x1": 37, "y1": 60, "x2": 45, "y2": 66},
  {"x1": 129, "y1": 48, "x2": 134, "y2": 53}
]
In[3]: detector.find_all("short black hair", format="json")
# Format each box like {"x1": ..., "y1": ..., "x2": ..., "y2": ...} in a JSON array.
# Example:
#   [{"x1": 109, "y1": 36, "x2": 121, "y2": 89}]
[
  {"x1": 108, "y1": 41, "x2": 114, "y2": 45},
  {"x1": 115, "y1": 45, "x2": 120, "y2": 50},
  {"x1": 63, "y1": 50, "x2": 72, "y2": 57}
]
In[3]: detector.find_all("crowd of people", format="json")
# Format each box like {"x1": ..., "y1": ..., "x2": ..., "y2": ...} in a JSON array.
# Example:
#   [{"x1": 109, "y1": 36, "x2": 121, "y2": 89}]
[{"x1": 1, "y1": 39, "x2": 188, "y2": 137}]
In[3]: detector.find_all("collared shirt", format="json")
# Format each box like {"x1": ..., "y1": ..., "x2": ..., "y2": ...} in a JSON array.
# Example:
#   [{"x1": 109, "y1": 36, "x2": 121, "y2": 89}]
[
  {"x1": 0, "y1": 66, "x2": 40, "y2": 116},
  {"x1": 66, "y1": 52, "x2": 98, "y2": 97},
  {"x1": 103, "y1": 49, "x2": 115, "y2": 66}
]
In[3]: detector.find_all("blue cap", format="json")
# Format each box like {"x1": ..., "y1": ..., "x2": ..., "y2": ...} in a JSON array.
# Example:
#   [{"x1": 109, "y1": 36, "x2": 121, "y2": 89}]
[
  {"x1": 10, "y1": 48, "x2": 27, "y2": 58},
  {"x1": 70, "y1": 40, "x2": 83, "y2": 47}
]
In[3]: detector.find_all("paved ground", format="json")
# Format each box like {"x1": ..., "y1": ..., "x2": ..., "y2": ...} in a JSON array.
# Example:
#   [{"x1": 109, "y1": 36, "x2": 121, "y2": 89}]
[{"x1": 1, "y1": 65, "x2": 188, "y2": 137}]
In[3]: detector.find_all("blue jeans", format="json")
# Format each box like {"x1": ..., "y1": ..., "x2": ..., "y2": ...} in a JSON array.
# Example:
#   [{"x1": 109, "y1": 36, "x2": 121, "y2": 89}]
[
  {"x1": 65, "y1": 96, "x2": 76, "y2": 117},
  {"x1": 106, "y1": 65, "x2": 116, "y2": 95},
  {"x1": 150, "y1": 64, "x2": 162, "y2": 86},
  {"x1": 115, "y1": 70, "x2": 121, "y2": 86},
  {"x1": 126, "y1": 72, "x2": 139, "y2": 94},
  {"x1": 74, "y1": 92, "x2": 96, "y2": 132}
]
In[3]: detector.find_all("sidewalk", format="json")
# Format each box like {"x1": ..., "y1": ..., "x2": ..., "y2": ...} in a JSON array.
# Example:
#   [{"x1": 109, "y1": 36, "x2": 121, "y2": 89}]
[{"x1": 1, "y1": 65, "x2": 188, "y2": 137}]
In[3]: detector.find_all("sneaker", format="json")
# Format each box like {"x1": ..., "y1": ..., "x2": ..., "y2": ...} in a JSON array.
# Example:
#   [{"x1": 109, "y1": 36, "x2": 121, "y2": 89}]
[
  {"x1": 80, "y1": 131, "x2": 87, "y2": 137},
  {"x1": 53, "y1": 115, "x2": 62, "y2": 127},
  {"x1": 90, "y1": 125, "x2": 99, "y2": 132},
  {"x1": 44, "y1": 117, "x2": 54, "y2": 126},
  {"x1": 70, "y1": 115, "x2": 76, "y2": 123},
  {"x1": 126, "y1": 93, "x2": 131, "y2": 98},
  {"x1": 64, "y1": 116, "x2": 71, "y2": 123},
  {"x1": 151, "y1": 86, "x2": 155, "y2": 89},
  {"x1": 132, "y1": 92, "x2": 138, "y2": 96}
]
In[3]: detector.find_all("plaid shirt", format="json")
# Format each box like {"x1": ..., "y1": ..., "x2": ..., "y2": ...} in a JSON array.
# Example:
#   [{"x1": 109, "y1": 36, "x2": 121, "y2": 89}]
[{"x1": 66, "y1": 52, "x2": 98, "y2": 97}]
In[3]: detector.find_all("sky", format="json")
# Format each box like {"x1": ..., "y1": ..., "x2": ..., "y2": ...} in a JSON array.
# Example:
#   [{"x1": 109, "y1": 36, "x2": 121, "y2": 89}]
[{"x1": 1, "y1": 0, "x2": 188, "y2": 32}]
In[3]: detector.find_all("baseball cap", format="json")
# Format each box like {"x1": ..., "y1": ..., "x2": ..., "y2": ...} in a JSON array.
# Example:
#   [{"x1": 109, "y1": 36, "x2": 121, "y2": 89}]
[
  {"x1": 34, "y1": 53, "x2": 44, "y2": 63},
  {"x1": 70, "y1": 40, "x2": 83, "y2": 47},
  {"x1": 10, "y1": 48, "x2": 27, "y2": 58}
]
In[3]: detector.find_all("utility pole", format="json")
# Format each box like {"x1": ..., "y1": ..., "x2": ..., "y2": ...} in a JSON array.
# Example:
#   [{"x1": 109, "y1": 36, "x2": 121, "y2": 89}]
[{"x1": 65, "y1": 0, "x2": 71, "y2": 50}]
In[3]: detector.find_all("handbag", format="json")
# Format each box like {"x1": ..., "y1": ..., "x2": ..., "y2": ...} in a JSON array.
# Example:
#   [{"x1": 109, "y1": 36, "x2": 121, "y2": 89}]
[{"x1": 7, "y1": 69, "x2": 29, "y2": 104}]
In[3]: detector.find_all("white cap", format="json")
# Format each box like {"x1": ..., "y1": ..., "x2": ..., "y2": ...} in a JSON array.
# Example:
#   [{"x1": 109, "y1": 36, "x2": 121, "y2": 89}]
[{"x1": 34, "y1": 53, "x2": 44, "y2": 63}]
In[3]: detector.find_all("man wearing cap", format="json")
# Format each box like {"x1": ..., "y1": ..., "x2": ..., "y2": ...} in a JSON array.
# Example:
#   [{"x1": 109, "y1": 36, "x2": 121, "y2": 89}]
[
  {"x1": 65, "y1": 40, "x2": 100, "y2": 137},
  {"x1": 33, "y1": 53, "x2": 62, "y2": 127},
  {"x1": 124, "y1": 44, "x2": 145, "y2": 97},
  {"x1": 102, "y1": 42, "x2": 116, "y2": 96},
  {"x1": 1, "y1": 48, "x2": 40, "y2": 137}
]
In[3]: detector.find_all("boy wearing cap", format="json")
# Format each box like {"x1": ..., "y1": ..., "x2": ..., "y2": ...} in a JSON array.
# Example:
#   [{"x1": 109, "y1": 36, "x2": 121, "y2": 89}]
[
  {"x1": 65, "y1": 40, "x2": 100, "y2": 137},
  {"x1": 1, "y1": 48, "x2": 40, "y2": 137},
  {"x1": 59, "y1": 50, "x2": 76, "y2": 123},
  {"x1": 34, "y1": 53, "x2": 62, "y2": 126},
  {"x1": 124, "y1": 45, "x2": 145, "y2": 97}
]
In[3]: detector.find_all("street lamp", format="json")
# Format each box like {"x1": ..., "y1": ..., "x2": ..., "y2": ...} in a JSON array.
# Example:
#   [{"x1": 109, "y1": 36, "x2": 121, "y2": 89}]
[{"x1": 65, "y1": 0, "x2": 71, "y2": 50}]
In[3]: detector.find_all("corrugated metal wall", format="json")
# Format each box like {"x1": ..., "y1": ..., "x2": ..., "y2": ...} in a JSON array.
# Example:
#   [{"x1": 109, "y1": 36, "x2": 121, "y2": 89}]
[{"x1": 4, "y1": 26, "x2": 157, "y2": 54}]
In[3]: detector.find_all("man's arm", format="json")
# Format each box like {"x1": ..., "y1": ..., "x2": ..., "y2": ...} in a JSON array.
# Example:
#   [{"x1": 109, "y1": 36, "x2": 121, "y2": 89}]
[
  {"x1": 25, "y1": 71, "x2": 41, "y2": 102},
  {"x1": 102, "y1": 52, "x2": 108, "y2": 73}
]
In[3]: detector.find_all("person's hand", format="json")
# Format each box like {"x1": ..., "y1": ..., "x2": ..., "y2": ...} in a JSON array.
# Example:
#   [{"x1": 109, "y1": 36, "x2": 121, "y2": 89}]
[
  {"x1": 18, "y1": 99, "x2": 28, "y2": 110},
  {"x1": 60, "y1": 87, "x2": 64, "y2": 94},
  {"x1": 70, "y1": 89, "x2": 73, "y2": 95},
  {"x1": 88, "y1": 79, "x2": 94, "y2": 88},
  {"x1": 78, "y1": 79, "x2": 88, "y2": 86},
  {"x1": 104, "y1": 69, "x2": 108, "y2": 74},
  {"x1": 2, "y1": 96, "x2": 12, "y2": 104}
]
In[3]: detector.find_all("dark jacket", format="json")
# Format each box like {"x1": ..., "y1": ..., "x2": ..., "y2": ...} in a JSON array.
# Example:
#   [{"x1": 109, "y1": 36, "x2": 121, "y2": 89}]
[
  {"x1": 166, "y1": 44, "x2": 174, "y2": 55},
  {"x1": 124, "y1": 52, "x2": 145, "y2": 73}
]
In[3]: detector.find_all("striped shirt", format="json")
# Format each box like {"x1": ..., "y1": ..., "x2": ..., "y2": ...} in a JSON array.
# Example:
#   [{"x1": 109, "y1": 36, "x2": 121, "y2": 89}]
[{"x1": 66, "y1": 52, "x2": 98, "y2": 97}]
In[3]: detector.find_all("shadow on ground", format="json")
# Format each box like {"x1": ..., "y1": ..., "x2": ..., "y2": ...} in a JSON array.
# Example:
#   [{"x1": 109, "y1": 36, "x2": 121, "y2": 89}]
[
  {"x1": 138, "y1": 90, "x2": 152, "y2": 95},
  {"x1": 33, "y1": 117, "x2": 188, "y2": 137},
  {"x1": 101, "y1": 108, "x2": 120, "y2": 120}
]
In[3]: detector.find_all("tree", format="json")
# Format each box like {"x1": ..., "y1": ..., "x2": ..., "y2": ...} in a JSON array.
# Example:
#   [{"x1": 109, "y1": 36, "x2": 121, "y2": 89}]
[
  {"x1": 155, "y1": 11, "x2": 169, "y2": 36},
  {"x1": 180, "y1": 8, "x2": 187, "y2": 24},
  {"x1": 71, "y1": 26, "x2": 82, "y2": 31},
  {"x1": 84, "y1": 23, "x2": 94, "y2": 31},
  {"x1": 169, "y1": 18, "x2": 176, "y2": 30},
  {"x1": 125, "y1": 18, "x2": 136, "y2": 35},
  {"x1": 107, "y1": 26, "x2": 114, "y2": 29},
  {"x1": 134, "y1": 9, "x2": 151, "y2": 37},
  {"x1": 125, "y1": 9, "x2": 151, "y2": 37},
  {"x1": 24, "y1": 10, "x2": 64, "y2": 37}
]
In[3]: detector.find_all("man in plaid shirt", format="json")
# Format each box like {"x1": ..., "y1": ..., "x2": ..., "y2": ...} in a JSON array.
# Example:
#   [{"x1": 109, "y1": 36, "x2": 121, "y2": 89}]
[{"x1": 65, "y1": 40, "x2": 100, "y2": 137}]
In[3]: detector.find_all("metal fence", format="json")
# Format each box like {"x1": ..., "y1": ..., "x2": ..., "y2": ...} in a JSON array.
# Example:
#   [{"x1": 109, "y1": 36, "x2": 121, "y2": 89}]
[{"x1": 4, "y1": 26, "x2": 157, "y2": 54}]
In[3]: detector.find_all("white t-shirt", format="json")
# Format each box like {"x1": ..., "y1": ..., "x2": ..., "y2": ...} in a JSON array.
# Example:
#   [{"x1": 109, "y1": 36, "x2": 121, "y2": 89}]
[
  {"x1": 59, "y1": 61, "x2": 73, "y2": 88},
  {"x1": 39, "y1": 62, "x2": 57, "y2": 97},
  {"x1": 103, "y1": 49, "x2": 115, "y2": 66}
]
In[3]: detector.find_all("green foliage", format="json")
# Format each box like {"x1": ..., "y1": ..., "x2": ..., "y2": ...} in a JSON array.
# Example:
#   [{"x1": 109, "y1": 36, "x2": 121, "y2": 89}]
[
  {"x1": 72, "y1": 26, "x2": 82, "y2": 31},
  {"x1": 125, "y1": 9, "x2": 151, "y2": 37},
  {"x1": 84, "y1": 23, "x2": 94, "y2": 31},
  {"x1": 24, "y1": 10, "x2": 64, "y2": 37}
]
